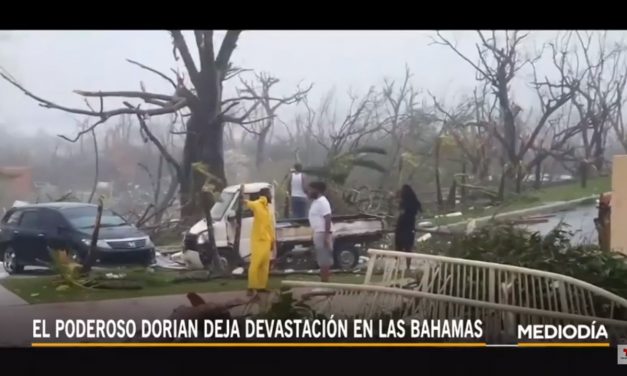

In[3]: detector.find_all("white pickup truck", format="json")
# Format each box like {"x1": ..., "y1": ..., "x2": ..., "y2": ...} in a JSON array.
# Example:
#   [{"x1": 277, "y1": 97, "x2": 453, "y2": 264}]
[{"x1": 180, "y1": 182, "x2": 386, "y2": 271}]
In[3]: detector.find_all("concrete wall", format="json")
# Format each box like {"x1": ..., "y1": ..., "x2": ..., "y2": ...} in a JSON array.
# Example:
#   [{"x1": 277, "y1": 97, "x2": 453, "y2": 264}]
[
  {"x1": 0, "y1": 167, "x2": 34, "y2": 208},
  {"x1": 611, "y1": 155, "x2": 627, "y2": 255}
]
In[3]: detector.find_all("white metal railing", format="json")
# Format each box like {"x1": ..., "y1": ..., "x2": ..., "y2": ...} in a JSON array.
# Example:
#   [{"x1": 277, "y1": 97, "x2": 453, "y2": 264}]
[
  {"x1": 363, "y1": 249, "x2": 627, "y2": 321},
  {"x1": 282, "y1": 280, "x2": 627, "y2": 342},
  {"x1": 281, "y1": 249, "x2": 627, "y2": 342}
]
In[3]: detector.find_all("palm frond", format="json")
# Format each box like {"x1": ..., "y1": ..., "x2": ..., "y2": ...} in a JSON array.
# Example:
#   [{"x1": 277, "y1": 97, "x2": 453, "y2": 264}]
[
  {"x1": 350, "y1": 159, "x2": 388, "y2": 173},
  {"x1": 301, "y1": 166, "x2": 333, "y2": 179},
  {"x1": 401, "y1": 152, "x2": 420, "y2": 168},
  {"x1": 349, "y1": 146, "x2": 388, "y2": 155},
  {"x1": 192, "y1": 162, "x2": 225, "y2": 193},
  {"x1": 192, "y1": 162, "x2": 224, "y2": 184}
]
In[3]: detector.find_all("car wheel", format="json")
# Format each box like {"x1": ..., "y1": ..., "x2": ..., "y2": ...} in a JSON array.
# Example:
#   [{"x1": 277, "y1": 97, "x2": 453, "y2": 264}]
[
  {"x1": 3, "y1": 247, "x2": 24, "y2": 274},
  {"x1": 333, "y1": 244, "x2": 359, "y2": 271}
]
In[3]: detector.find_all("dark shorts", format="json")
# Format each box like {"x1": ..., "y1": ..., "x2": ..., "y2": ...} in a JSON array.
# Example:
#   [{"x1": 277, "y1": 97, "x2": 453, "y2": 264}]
[{"x1": 291, "y1": 196, "x2": 308, "y2": 218}]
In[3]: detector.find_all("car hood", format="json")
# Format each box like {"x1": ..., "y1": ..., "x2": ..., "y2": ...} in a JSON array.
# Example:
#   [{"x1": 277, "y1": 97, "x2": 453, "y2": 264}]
[{"x1": 78, "y1": 225, "x2": 147, "y2": 239}]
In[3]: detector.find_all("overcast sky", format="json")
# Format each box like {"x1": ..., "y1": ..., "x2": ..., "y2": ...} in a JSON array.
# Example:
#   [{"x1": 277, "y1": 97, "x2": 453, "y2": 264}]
[{"x1": 1, "y1": 30, "x2": 626, "y2": 137}]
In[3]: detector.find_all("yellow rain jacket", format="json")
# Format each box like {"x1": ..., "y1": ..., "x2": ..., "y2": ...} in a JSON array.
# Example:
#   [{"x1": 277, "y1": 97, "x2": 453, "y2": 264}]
[{"x1": 245, "y1": 196, "x2": 274, "y2": 290}]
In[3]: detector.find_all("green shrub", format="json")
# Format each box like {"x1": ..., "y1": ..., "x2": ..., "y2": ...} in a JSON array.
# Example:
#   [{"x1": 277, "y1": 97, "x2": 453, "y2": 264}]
[{"x1": 421, "y1": 222, "x2": 627, "y2": 298}]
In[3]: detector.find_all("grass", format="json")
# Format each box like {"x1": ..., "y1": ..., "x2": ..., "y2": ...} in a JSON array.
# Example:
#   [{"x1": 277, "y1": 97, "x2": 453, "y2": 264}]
[
  {"x1": 428, "y1": 176, "x2": 610, "y2": 226},
  {"x1": 0, "y1": 269, "x2": 364, "y2": 304},
  {"x1": 529, "y1": 176, "x2": 610, "y2": 202}
]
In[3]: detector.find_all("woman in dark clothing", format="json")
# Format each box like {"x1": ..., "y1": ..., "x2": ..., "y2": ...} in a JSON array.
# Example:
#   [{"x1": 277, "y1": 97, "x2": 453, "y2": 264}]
[{"x1": 395, "y1": 185, "x2": 422, "y2": 266}]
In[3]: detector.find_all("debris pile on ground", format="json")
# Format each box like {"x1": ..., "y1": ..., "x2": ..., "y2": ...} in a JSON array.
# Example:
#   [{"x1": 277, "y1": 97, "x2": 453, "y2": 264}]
[{"x1": 104, "y1": 272, "x2": 127, "y2": 280}]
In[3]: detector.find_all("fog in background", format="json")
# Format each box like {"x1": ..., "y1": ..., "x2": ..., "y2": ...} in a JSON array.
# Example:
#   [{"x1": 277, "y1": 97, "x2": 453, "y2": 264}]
[
  {"x1": 3, "y1": 30, "x2": 612, "y2": 134},
  {"x1": 1, "y1": 30, "x2": 626, "y2": 222}
]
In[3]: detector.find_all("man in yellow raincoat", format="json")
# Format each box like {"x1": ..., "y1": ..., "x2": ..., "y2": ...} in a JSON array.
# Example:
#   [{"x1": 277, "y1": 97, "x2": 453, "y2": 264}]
[{"x1": 242, "y1": 186, "x2": 275, "y2": 296}]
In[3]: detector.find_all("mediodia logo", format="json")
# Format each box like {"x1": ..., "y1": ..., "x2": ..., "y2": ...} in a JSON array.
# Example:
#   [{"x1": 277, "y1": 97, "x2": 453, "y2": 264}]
[{"x1": 618, "y1": 345, "x2": 627, "y2": 365}]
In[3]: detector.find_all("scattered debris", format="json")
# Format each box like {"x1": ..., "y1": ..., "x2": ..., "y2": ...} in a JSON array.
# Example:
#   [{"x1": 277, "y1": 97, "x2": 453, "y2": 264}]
[
  {"x1": 511, "y1": 218, "x2": 550, "y2": 225},
  {"x1": 105, "y1": 272, "x2": 127, "y2": 280},
  {"x1": 525, "y1": 214, "x2": 556, "y2": 220},
  {"x1": 465, "y1": 219, "x2": 477, "y2": 234},
  {"x1": 156, "y1": 252, "x2": 190, "y2": 270},
  {"x1": 434, "y1": 211, "x2": 463, "y2": 219},
  {"x1": 157, "y1": 245, "x2": 182, "y2": 254},
  {"x1": 173, "y1": 296, "x2": 247, "y2": 318},
  {"x1": 12, "y1": 200, "x2": 29, "y2": 208}
]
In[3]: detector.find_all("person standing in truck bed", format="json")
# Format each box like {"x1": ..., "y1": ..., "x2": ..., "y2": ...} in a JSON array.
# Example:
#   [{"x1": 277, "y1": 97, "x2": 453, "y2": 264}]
[{"x1": 288, "y1": 163, "x2": 309, "y2": 218}]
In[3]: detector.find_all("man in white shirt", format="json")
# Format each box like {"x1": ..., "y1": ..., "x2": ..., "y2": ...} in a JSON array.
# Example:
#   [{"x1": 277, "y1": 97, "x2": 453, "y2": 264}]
[
  {"x1": 307, "y1": 181, "x2": 334, "y2": 282},
  {"x1": 288, "y1": 163, "x2": 308, "y2": 218}
]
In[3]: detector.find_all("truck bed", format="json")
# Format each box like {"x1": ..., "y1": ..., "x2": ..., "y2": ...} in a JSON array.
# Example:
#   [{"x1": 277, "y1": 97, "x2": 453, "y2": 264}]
[{"x1": 275, "y1": 214, "x2": 385, "y2": 244}]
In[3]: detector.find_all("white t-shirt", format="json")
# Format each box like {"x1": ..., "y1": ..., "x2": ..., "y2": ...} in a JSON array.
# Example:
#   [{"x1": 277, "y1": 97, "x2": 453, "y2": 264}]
[
  {"x1": 308, "y1": 196, "x2": 333, "y2": 233},
  {"x1": 290, "y1": 172, "x2": 306, "y2": 198}
]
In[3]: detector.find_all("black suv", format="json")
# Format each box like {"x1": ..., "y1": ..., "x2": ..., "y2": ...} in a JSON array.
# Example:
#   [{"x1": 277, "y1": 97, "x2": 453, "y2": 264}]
[{"x1": 0, "y1": 203, "x2": 156, "y2": 274}]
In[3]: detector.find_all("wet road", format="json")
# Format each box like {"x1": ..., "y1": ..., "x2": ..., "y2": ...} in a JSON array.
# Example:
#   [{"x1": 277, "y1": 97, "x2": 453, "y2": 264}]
[{"x1": 523, "y1": 205, "x2": 598, "y2": 245}]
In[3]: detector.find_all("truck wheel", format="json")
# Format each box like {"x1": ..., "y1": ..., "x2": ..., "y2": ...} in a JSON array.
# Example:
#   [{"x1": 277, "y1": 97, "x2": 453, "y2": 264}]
[{"x1": 333, "y1": 244, "x2": 359, "y2": 271}]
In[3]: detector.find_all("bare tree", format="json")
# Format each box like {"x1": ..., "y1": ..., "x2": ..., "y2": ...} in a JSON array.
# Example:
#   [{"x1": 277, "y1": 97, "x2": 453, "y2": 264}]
[
  {"x1": 377, "y1": 65, "x2": 419, "y2": 188},
  {"x1": 279, "y1": 92, "x2": 327, "y2": 164},
  {"x1": 517, "y1": 32, "x2": 581, "y2": 189},
  {"x1": 299, "y1": 89, "x2": 387, "y2": 212},
  {"x1": 236, "y1": 72, "x2": 312, "y2": 168},
  {"x1": 525, "y1": 107, "x2": 581, "y2": 188},
  {"x1": 431, "y1": 84, "x2": 499, "y2": 185},
  {"x1": 434, "y1": 31, "x2": 580, "y2": 193},
  {"x1": 0, "y1": 30, "x2": 261, "y2": 222},
  {"x1": 433, "y1": 31, "x2": 530, "y2": 193},
  {"x1": 87, "y1": 129, "x2": 99, "y2": 203},
  {"x1": 312, "y1": 88, "x2": 383, "y2": 159},
  {"x1": 569, "y1": 31, "x2": 627, "y2": 186}
]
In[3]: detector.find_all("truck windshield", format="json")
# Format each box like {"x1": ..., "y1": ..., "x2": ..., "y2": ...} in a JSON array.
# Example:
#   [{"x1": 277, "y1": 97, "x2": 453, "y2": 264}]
[
  {"x1": 211, "y1": 191, "x2": 235, "y2": 220},
  {"x1": 62, "y1": 207, "x2": 128, "y2": 229}
]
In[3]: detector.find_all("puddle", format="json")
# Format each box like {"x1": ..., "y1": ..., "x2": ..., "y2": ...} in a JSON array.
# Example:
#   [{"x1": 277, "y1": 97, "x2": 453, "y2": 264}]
[{"x1": 523, "y1": 205, "x2": 597, "y2": 245}]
